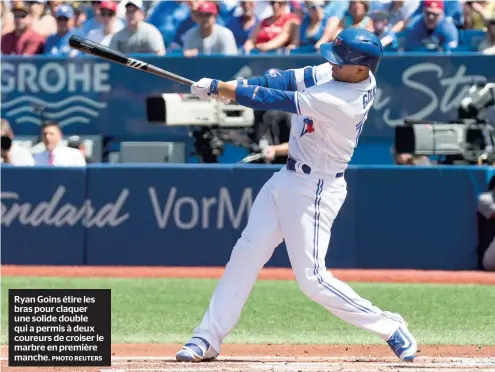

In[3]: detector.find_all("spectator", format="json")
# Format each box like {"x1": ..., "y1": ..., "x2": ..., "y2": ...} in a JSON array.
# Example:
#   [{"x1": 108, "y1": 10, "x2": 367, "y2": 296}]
[
  {"x1": 464, "y1": 1, "x2": 495, "y2": 30},
  {"x1": 67, "y1": 135, "x2": 93, "y2": 163},
  {"x1": 110, "y1": 0, "x2": 166, "y2": 55},
  {"x1": 404, "y1": 0, "x2": 458, "y2": 52},
  {"x1": 226, "y1": 0, "x2": 258, "y2": 48},
  {"x1": 1, "y1": 2, "x2": 45, "y2": 55},
  {"x1": 243, "y1": 0, "x2": 300, "y2": 54},
  {"x1": 213, "y1": 0, "x2": 240, "y2": 26},
  {"x1": 287, "y1": 0, "x2": 327, "y2": 50},
  {"x1": 44, "y1": 4, "x2": 82, "y2": 56},
  {"x1": 0, "y1": 118, "x2": 35, "y2": 166},
  {"x1": 2, "y1": 0, "x2": 15, "y2": 35},
  {"x1": 72, "y1": 2, "x2": 88, "y2": 32},
  {"x1": 411, "y1": 0, "x2": 463, "y2": 28},
  {"x1": 479, "y1": 17, "x2": 495, "y2": 54},
  {"x1": 477, "y1": 175, "x2": 495, "y2": 271},
  {"x1": 146, "y1": 0, "x2": 190, "y2": 48},
  {"x1": 33, "y1": 122, "x2": 86, "y2": 167},
  {"x1": 169, "y1": 0, "x2": 203, "y2": 51},
  {"x1": 370, "y1": 0, "x2": 420, "y2": 33},
  {"x1": 183, "y1": 1, "x2": 237, "y2": 56},
  {"x1": 82, "y1": 0, "x2": 124, "y2": 34},
  {"x1": 47, "y1": 0, "x2": 64, "y2": 14},
  {"x1": 370, "y1": 9, "x2": 398, "y2": 49},
  {"x1": 30, "y1": 0, "x2": 57, "y2": 38},
  {"x1": 116, "y1": 0, "x2": 154, "y2": 21},
  {"x1": 314, "y1": 0, "x2": 348, "y2": 48},
  {"x1": 87, "y1": 1, "x2": 119, "y2": 46},
  {"x1": 331, "y1": 0, "x2": 373, "y2": 40}
]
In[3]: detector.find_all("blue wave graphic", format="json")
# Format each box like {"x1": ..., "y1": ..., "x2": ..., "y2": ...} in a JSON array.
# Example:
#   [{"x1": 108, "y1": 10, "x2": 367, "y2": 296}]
[{"x1": 3, "y1": 95, "x2": 107, "y2": 128}]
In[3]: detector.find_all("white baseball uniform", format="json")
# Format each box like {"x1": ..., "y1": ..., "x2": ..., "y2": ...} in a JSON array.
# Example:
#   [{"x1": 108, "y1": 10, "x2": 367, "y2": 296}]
[{"x1": 191, "y1": 63, "x2": 406, "y2": 354}]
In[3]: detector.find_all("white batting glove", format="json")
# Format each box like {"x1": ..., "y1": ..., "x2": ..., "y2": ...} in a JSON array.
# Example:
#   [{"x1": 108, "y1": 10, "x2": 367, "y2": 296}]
[{"x1": 191, "y1": 78, "x2": 220, "y2": 101}]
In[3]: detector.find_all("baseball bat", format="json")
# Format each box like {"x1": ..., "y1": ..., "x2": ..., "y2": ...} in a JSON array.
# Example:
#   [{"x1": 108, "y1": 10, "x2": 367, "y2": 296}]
[
  {"x1": 238, "y1": 153, "x2": 266, "y2": 164},
  {"x1": 68, "y1": 35, "x2": 195, "y2": 86}
]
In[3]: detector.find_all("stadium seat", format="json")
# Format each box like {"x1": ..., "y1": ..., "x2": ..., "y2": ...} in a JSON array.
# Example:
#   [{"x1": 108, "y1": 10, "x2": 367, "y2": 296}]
[
  {"x1": 457, "y1": 29, "x2": 486, "y2": 51},
  {"x1": 395, "y1": 31, "x2": 407, "y2": 50},
  {"x1": 289, "y1": 45, "x2": 317, "y2": 54}
]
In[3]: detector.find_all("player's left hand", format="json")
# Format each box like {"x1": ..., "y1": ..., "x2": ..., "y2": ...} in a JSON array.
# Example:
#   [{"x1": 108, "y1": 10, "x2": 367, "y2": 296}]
[{"x1": 191, "y1": 78, "x2": 220, "y2": 100}]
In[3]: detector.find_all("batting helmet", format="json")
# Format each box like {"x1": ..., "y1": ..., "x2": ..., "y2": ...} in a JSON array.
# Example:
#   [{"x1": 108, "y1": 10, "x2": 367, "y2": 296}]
[{"x1": 320, "y1": 28, "x2": 383, "y2": 73}]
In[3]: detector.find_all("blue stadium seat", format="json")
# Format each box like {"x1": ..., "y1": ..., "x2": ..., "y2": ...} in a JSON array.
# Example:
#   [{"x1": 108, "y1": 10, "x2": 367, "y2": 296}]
[
  {"x1": 289, "y1": 45, "x2": 318, "y2": 54},
  {"x1": 457, "y1": 29, "x2": 486, "y2": 51},
  {"x1": 395, "y1": 31, "x2": 407, "y2": 50}
]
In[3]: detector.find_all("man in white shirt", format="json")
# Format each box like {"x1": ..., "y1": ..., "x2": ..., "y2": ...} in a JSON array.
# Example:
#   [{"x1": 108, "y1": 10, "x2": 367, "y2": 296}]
[
  {"x1": 33, "y1": 122, "x2": 86, "y2": 167},
  {"x1": 1, "y1": 118, "x2": 35, "y2": 166},
  {"x1": 87, "y1": 1, "x2": 121, "y2": 47}
]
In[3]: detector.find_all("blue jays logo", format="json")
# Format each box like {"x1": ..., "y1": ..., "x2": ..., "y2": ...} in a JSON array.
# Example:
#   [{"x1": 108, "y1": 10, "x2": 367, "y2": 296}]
[
  {"x1": 300, "y1": 118, "x2": 314, "y2": 137},
  {"x1": 334, "y1": 37, "x2": 342, "y2": 46}
]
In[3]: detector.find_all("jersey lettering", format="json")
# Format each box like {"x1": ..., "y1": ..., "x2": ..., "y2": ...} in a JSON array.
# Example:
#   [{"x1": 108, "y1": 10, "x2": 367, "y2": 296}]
[{"x1": 362, "y1": 87, "x2": 376, "y2": 109}]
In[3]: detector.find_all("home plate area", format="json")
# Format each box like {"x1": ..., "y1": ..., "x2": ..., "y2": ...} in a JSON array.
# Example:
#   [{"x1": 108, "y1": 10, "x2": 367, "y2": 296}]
[{"x1": 102, "y1": 356, "x2": 495, "y2": 372}]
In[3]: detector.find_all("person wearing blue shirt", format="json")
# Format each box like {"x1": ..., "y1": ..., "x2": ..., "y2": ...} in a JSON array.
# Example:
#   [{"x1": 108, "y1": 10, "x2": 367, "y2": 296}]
[
  {"x1": 315, "y1": 0, "x2": 348, "y2": 49},
  {"x1": 215, "y1": 0, "x2": 240, "y2": 26},
  {"x1": 411, "y1": 0, "x2": 463, "y2": 28},
  {"x1": 287, "y1": 0, "x2": 328, "y2": 51},
  {"x1": 226, "y1": 0, "x2": 258, "y2": 48},
  {"x1": 370, "y1": 10, "x2": 398, "y2": 50},
  {"x1": 404, "y1": 0, "x2": 458, "y2": 52},
  {"x1": 146, "y1": 1, "x2": 190, "y2": 48},
  {"x1": 44, "y1": 4, "x2": 83, "y2": 57}
]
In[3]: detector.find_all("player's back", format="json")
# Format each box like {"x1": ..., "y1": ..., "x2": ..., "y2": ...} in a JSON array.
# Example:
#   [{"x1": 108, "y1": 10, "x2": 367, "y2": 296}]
[{"x1": 288, "y1": 71, "x2": 376, "y2": 177}]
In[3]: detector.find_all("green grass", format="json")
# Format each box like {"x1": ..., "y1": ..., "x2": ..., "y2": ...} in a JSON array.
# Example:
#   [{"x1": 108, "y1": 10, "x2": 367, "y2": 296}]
[{"x1": 2, "y1": 276, "x2": 494, "y2": 345}]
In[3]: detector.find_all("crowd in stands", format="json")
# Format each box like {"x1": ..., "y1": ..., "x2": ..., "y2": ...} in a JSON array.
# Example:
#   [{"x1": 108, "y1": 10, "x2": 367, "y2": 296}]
[{"x1": 1, "y1": 0, "x2": 495, "y2": 57}]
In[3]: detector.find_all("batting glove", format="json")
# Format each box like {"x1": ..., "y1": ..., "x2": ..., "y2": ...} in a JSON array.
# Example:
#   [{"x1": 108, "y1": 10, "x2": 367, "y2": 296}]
[{"x1": 191, "y1": 78, "x2": 220, "y2": 100}]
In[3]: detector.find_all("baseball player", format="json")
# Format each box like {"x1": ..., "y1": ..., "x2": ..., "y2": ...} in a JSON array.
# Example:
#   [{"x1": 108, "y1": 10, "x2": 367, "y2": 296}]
[{"x1": 177, "y1": 28, "x2": 418, "y2": 363}]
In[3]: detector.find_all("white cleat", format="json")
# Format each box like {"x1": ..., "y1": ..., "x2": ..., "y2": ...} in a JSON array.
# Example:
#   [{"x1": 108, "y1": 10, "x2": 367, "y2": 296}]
[{"x1": 176, "y1": 337, "x2": 219, "y2": 363}]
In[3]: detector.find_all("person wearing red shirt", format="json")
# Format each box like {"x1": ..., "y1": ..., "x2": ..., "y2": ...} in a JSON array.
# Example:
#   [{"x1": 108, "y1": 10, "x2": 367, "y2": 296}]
[
  {"x1": 243, "y1": 0, "x2": 300, "y2": 53},
  {"x1": 1, "y1": 3, "x2": 45, "y2": 55}
]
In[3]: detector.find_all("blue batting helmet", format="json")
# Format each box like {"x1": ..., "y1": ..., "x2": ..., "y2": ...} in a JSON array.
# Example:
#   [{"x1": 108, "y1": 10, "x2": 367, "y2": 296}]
[{"x1": 320, "y1": 28, "x2": 383, "y2": 73}]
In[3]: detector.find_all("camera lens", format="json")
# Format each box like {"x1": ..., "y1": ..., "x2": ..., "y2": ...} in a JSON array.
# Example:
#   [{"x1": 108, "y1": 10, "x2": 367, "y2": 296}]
[{"x1": 1, "y1": 136, "x2": 12, "y2": 151}]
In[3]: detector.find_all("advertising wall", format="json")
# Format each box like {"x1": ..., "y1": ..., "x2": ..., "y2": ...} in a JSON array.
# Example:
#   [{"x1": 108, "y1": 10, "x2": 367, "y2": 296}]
[{"x1": 2, "y1": 165, "x2": 493, "y2": 270}]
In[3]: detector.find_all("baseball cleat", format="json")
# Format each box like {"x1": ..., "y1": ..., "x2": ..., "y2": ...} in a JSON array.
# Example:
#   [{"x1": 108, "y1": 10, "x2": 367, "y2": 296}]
[
  {"x1": 386, "y1": 325, "x2": 418, "y2": 362},
  {"x1": 176, "y1": 337, "x2": 219, "y2": 362}
]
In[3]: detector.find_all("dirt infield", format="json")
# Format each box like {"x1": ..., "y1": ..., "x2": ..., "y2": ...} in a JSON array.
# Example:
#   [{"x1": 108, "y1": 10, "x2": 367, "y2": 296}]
[
  {"x1": 2, "y1": 265, "x2": 495, "y2": 371},
  {"x1": 3, "y1": 265, "x2": 495, "y2": 284}
]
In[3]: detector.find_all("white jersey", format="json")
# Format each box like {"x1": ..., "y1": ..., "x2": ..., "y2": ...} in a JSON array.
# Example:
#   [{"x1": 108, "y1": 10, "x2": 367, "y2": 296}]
[{"x1": 287, "y1": 63, "x2": 376, "y2": 177}]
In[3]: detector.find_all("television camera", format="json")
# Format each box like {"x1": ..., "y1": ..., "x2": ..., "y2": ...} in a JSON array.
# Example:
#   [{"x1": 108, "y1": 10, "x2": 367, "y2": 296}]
[
  {"x1": 395, "y1": 81, "x2": 495, "y2": 165},
  {"x1": 146, "y1": 94, "x2": 260, "y2": 163}
]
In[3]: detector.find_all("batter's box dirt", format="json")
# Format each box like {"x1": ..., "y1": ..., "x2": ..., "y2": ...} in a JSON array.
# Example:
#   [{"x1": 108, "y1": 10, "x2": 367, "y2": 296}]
[{"x1": 104, "y1": 357, "x2": 495, "y2": 372}]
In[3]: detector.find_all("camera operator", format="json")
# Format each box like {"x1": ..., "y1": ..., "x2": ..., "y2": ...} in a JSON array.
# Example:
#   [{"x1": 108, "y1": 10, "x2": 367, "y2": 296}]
[
  {"x1": 248, "y1": 68, "x2": 292, "y2": 164},
  {"x1": 1, "y1": 118, "x2": 35, "y2": 166},
  {"x1": 67, "y1": 135, "x2": 94, "y2": 163},
  {"x1": 477, "y1": 174, "x2": 495, "y2": 271},
  {"x1": 33, "y1": 121, "x2": 86, "y2": 166}
]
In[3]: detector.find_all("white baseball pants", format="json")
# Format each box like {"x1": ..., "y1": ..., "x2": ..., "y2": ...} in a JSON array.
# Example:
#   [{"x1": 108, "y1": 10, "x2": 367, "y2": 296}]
[{"x1": 193, "y1": 168, "x2": 403, "y2": 354}]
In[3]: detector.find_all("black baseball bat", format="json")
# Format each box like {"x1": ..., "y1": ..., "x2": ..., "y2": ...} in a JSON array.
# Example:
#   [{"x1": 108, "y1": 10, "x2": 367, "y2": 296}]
[{"x1": 68, "y1": 35, "x2": 195, "y2": 86}]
